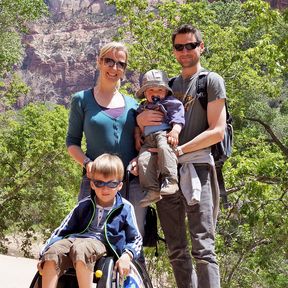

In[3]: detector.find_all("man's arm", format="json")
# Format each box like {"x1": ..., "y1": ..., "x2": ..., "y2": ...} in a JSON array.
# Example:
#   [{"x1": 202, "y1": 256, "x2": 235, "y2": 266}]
[
  {"x1": 136, "y1": 109, "x2": 164, "y2": 131},
  {"x1": 177, "y1": 98, "x2": 226, "y2": 154}
]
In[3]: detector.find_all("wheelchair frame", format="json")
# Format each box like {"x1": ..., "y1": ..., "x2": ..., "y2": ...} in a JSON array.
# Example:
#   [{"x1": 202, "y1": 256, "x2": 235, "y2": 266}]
[{"x1": 29, "y1": 256, "x2": 153, "y2": 288}]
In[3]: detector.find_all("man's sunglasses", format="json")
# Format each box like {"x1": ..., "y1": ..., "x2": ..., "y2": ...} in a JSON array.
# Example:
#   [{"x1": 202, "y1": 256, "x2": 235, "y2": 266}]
[
  {"x1": 174, "y1": 42, "x2": 200, "y2": 51},
  {"x1": 102, "y1": 57, "x2": 127, "y2": 70},
  {"x1": 92, "y1": 180, "x2": 121, "y2": 188}
]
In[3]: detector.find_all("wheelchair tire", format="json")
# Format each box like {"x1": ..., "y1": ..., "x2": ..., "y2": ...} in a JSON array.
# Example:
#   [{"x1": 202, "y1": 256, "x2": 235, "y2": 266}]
[
  {"x1": 95, "y1": 256, "x2": 114, "y2": 288},
  {"x1": 28, "y1": 259, "x2": 113, "y2": 288},
  {"x1": 29, "y1": 257, "x2": 152, "y2": 288},
  {"x1": 29, "y1": 271, "x2": 41, "y2": 288},
  {"x1": 133, "y1": 260, "x2": 153, "y2": 288},
  {"x1": 119, "y1": 260, "x2": 153, "y2": 288}
]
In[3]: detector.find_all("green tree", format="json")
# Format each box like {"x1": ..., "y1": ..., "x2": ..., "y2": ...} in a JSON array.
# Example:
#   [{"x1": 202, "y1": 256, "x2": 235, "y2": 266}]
[
  {"x1": 0, "y1": 0, "x2": 48, "y2": 75},
  {"x1": 107, "y1": 0, "x2": 288, "y2": 287},
  {"x1": 0, "y1": 0, "x2": 48, "y2": 112},
  {"x1": 0, "y1": 103, "x2": 79, "y2": 256}
]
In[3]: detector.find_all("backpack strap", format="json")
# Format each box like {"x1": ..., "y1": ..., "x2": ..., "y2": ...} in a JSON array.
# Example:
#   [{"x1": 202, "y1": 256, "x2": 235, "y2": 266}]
[
  {"x1": 196, "y1": 71, "x2": 231, "y2": 209},
  {"x1": 196, "y1": 71, "x2": 210, "y2": 110},
  {"x1": 215, "y1": 163, "x2": 230, "y2": 209},
  {"x1": 196, "y1": 71, "x2": 232, "y2": 125},
  {"x1": 168, "y1": 76, "x2": 176, "y2": 88}
]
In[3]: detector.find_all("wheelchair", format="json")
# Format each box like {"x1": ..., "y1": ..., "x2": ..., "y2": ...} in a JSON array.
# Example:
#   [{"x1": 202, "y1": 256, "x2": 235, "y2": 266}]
[{"x1": 29, "y1": 256, "x2": 153, "y2": 288}]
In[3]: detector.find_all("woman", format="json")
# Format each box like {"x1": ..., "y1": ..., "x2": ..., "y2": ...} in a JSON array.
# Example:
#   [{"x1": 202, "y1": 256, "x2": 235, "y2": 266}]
[{"x1": 66, "y1": 42, "x2": 146, "y2": 236}]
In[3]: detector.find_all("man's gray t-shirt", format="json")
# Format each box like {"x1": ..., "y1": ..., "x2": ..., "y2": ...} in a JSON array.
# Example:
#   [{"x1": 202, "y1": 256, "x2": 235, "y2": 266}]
[{"x1": 171, "y1": 69, "x2": 226, "y2": 145}]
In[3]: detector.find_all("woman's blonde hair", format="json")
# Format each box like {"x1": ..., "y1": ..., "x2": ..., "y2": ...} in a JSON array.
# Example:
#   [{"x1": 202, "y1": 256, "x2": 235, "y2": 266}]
[
  {"x1": 98, "y1": 41, "x2": 128, "y2": 61},
  {"x1": 90, "y1": 153, "x2": 124, "y2": 181},
  {"x1": 97, "y1": 42, "x2": 128, "y2": 89}
]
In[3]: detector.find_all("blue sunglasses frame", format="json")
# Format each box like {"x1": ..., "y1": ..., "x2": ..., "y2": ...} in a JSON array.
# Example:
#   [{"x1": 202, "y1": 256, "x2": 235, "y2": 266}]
[{"x1": 92, "y1": 180, "x2": 121, "y2": 188}]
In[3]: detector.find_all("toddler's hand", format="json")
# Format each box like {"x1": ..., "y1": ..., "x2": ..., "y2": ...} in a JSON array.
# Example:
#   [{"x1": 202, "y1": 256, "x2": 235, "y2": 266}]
[
  {"x1": 128, "y1": 158, "x2": 139, "y2": 176},
  {"x1": 167, "y1": 129, "x2": 179, "y2": 147}
]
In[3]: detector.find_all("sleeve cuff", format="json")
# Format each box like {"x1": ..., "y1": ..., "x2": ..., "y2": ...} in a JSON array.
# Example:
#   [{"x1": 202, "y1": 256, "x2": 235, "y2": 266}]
[{"x1": 123, "y1": 249, "x2": 133, "y2": 260}]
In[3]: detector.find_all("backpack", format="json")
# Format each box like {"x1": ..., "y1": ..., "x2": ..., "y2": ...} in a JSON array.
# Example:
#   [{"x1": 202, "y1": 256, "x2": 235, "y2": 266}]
[
  {"x1": 169, "y1": 71, "x2": 233, "y2": 207},
  {"x1": 143, "y1": 206, "x2": 165, "y2": 256},
  {"x1": 196, "y1": 71, "x2": 233, "y2": 165},
  {"x1": 125, "y1": 167, "x2": 165, "y2": 255}
]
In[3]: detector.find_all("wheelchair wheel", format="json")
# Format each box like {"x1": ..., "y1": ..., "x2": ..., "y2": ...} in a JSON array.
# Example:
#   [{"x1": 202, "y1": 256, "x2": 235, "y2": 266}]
[
  {"x1": 29, "y1": 270, "x2": 79, "y2": 288},
  {"x1": 119, "y1": 260, "x2": 153, "y2": 288},
  {"x1": 29, "y1": 257, "x2": 115, "y2": 288},
  {"x1": 29, "y1": 257, "x2": 153, "y2": 288},
  {"x1": 29, "y1": 271, "x2": 41, "y2": 288},
  {"x1": 134, "y1": 260, "x2": 153, "y2": 288},
  {"x1": 95, "y1": 256, "x2": 114, "y2": 288}
]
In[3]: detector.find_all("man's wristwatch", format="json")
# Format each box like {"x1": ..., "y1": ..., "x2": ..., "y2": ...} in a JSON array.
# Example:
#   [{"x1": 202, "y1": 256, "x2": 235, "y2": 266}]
[
  {"x1": 175, "y1": 146, "x2": 184, "y2": 156},
  {"x1": 83, "y1": 157, "x2": 92, "y2": 168}
]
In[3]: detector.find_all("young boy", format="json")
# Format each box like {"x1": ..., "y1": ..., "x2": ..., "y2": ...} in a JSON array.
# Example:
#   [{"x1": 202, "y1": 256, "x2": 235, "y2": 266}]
[
  {"x1": 135, "y1": 69, "x2": 185, "y2": 207},
  {"x1": 37, "y1": 153, "x2": 142, "y2": 288}
]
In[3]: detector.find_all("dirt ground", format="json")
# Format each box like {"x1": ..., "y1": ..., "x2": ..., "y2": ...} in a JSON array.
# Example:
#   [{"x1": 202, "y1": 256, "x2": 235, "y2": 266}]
[{"x1": 0, "y1": 254, "x2": 38, "y2": 288}]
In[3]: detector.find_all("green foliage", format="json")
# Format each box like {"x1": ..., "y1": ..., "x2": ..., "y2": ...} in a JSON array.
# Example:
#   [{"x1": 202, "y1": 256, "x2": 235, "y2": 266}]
[
  {"x1": 108, "y1": 0, "x2": 288, "y2": 287},
  {"x1": 0, "y1": 1, "x2": 286, "y2": 286},
  {"x1": 0, "y1": 0, "x2": 48, "y2": 75},
  {"x1": 144, "y1": 244, "x2": 175, "y2": 285},
  {"x1": 0, "y1": 103, "x2": 79, "y2": 256},
  {"x1": 0, "y1": 32, "x2": 23, "y2": 75},
  {"x1": 0, "y1": 73, "x2": 30, "y2": 110}
]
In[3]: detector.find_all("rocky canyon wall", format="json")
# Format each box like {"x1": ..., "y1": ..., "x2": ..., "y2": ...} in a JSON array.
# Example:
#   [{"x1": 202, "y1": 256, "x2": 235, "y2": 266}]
[
  {"x1": 20, "y1": 0, "x2": 287, "y2": 106},
  {"x1": 21, "y1": 0, "x2": 119, "y2": 106}
]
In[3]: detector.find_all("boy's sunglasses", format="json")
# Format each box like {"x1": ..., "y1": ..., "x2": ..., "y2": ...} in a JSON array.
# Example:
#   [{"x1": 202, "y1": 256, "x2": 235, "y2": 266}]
[
  {"x1": 102, "y1": 57, "x2": 127, "y2": 70},
  {"x1": 92, "y1": 180, "x2": 121, "y2": 188},
  {"x1": 174, "y1": 42, "x2": 200, "y2": 51}
]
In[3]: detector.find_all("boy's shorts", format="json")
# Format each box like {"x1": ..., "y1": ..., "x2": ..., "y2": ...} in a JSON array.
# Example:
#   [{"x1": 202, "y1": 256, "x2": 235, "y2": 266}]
[{"x1": 40, "y1": 238, "x2": 107, "y2": 276}]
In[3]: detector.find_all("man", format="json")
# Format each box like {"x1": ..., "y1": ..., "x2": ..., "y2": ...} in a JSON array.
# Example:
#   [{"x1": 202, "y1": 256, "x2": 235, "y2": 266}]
[{"x1": 137, "y1": 24, "x2": 226, "y2": 288}]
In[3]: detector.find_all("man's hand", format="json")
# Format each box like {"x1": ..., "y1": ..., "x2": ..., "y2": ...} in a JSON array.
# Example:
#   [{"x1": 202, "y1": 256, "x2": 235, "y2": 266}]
[{"x1": 136, "y1": 110, "x2": 164, "y2": 130}]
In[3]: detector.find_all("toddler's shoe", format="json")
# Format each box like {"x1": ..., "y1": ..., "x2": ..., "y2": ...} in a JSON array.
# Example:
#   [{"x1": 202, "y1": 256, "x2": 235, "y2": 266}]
[
  {"x1": 160, "y1": 179, "x2": 179, "y2": 195},
  {"x1": 139, "y1": 191, "x2": 162, "y2": 207}
]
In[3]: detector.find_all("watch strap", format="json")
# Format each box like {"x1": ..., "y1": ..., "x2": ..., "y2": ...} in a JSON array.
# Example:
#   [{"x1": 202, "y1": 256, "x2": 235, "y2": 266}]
[
  {"x1": 83, "y1": 157, "x2": 92, "y2": 168},
  {"x1": 177, "y1": 147, "x2": 184, "y2": 156}
]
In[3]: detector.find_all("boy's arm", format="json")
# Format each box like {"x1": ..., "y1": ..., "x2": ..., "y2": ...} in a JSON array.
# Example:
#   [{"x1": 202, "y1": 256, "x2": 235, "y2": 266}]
[
  {"x1": 164, "y1": 96, "x2": 185, "y2": 127},
  {"x1": 114, "y1": 252, "x2": 132, "y2": 278},
  {"x1": 123, "y1": 205, "x2": 143, "y2": 259},
  {"x1": 114, "y1": 205, "x2": 141, "y2": 278}
]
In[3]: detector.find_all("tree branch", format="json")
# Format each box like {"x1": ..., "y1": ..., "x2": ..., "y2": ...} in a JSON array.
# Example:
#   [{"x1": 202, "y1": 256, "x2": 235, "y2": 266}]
[{"x1": 245, "y1": 117, "x2": 288, "y2": 159}]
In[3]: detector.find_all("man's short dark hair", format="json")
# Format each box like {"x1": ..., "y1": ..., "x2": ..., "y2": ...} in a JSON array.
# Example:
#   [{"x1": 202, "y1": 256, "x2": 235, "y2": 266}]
[{"x1": 172, "y1": 24, "x2": 202, "y2": 44}]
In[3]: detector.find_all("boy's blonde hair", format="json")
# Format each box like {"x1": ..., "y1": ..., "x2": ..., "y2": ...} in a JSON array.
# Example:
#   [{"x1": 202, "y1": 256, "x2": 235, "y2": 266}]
[{"x1": 90, "y1": 153, "x2": 124, "y2": 180}]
